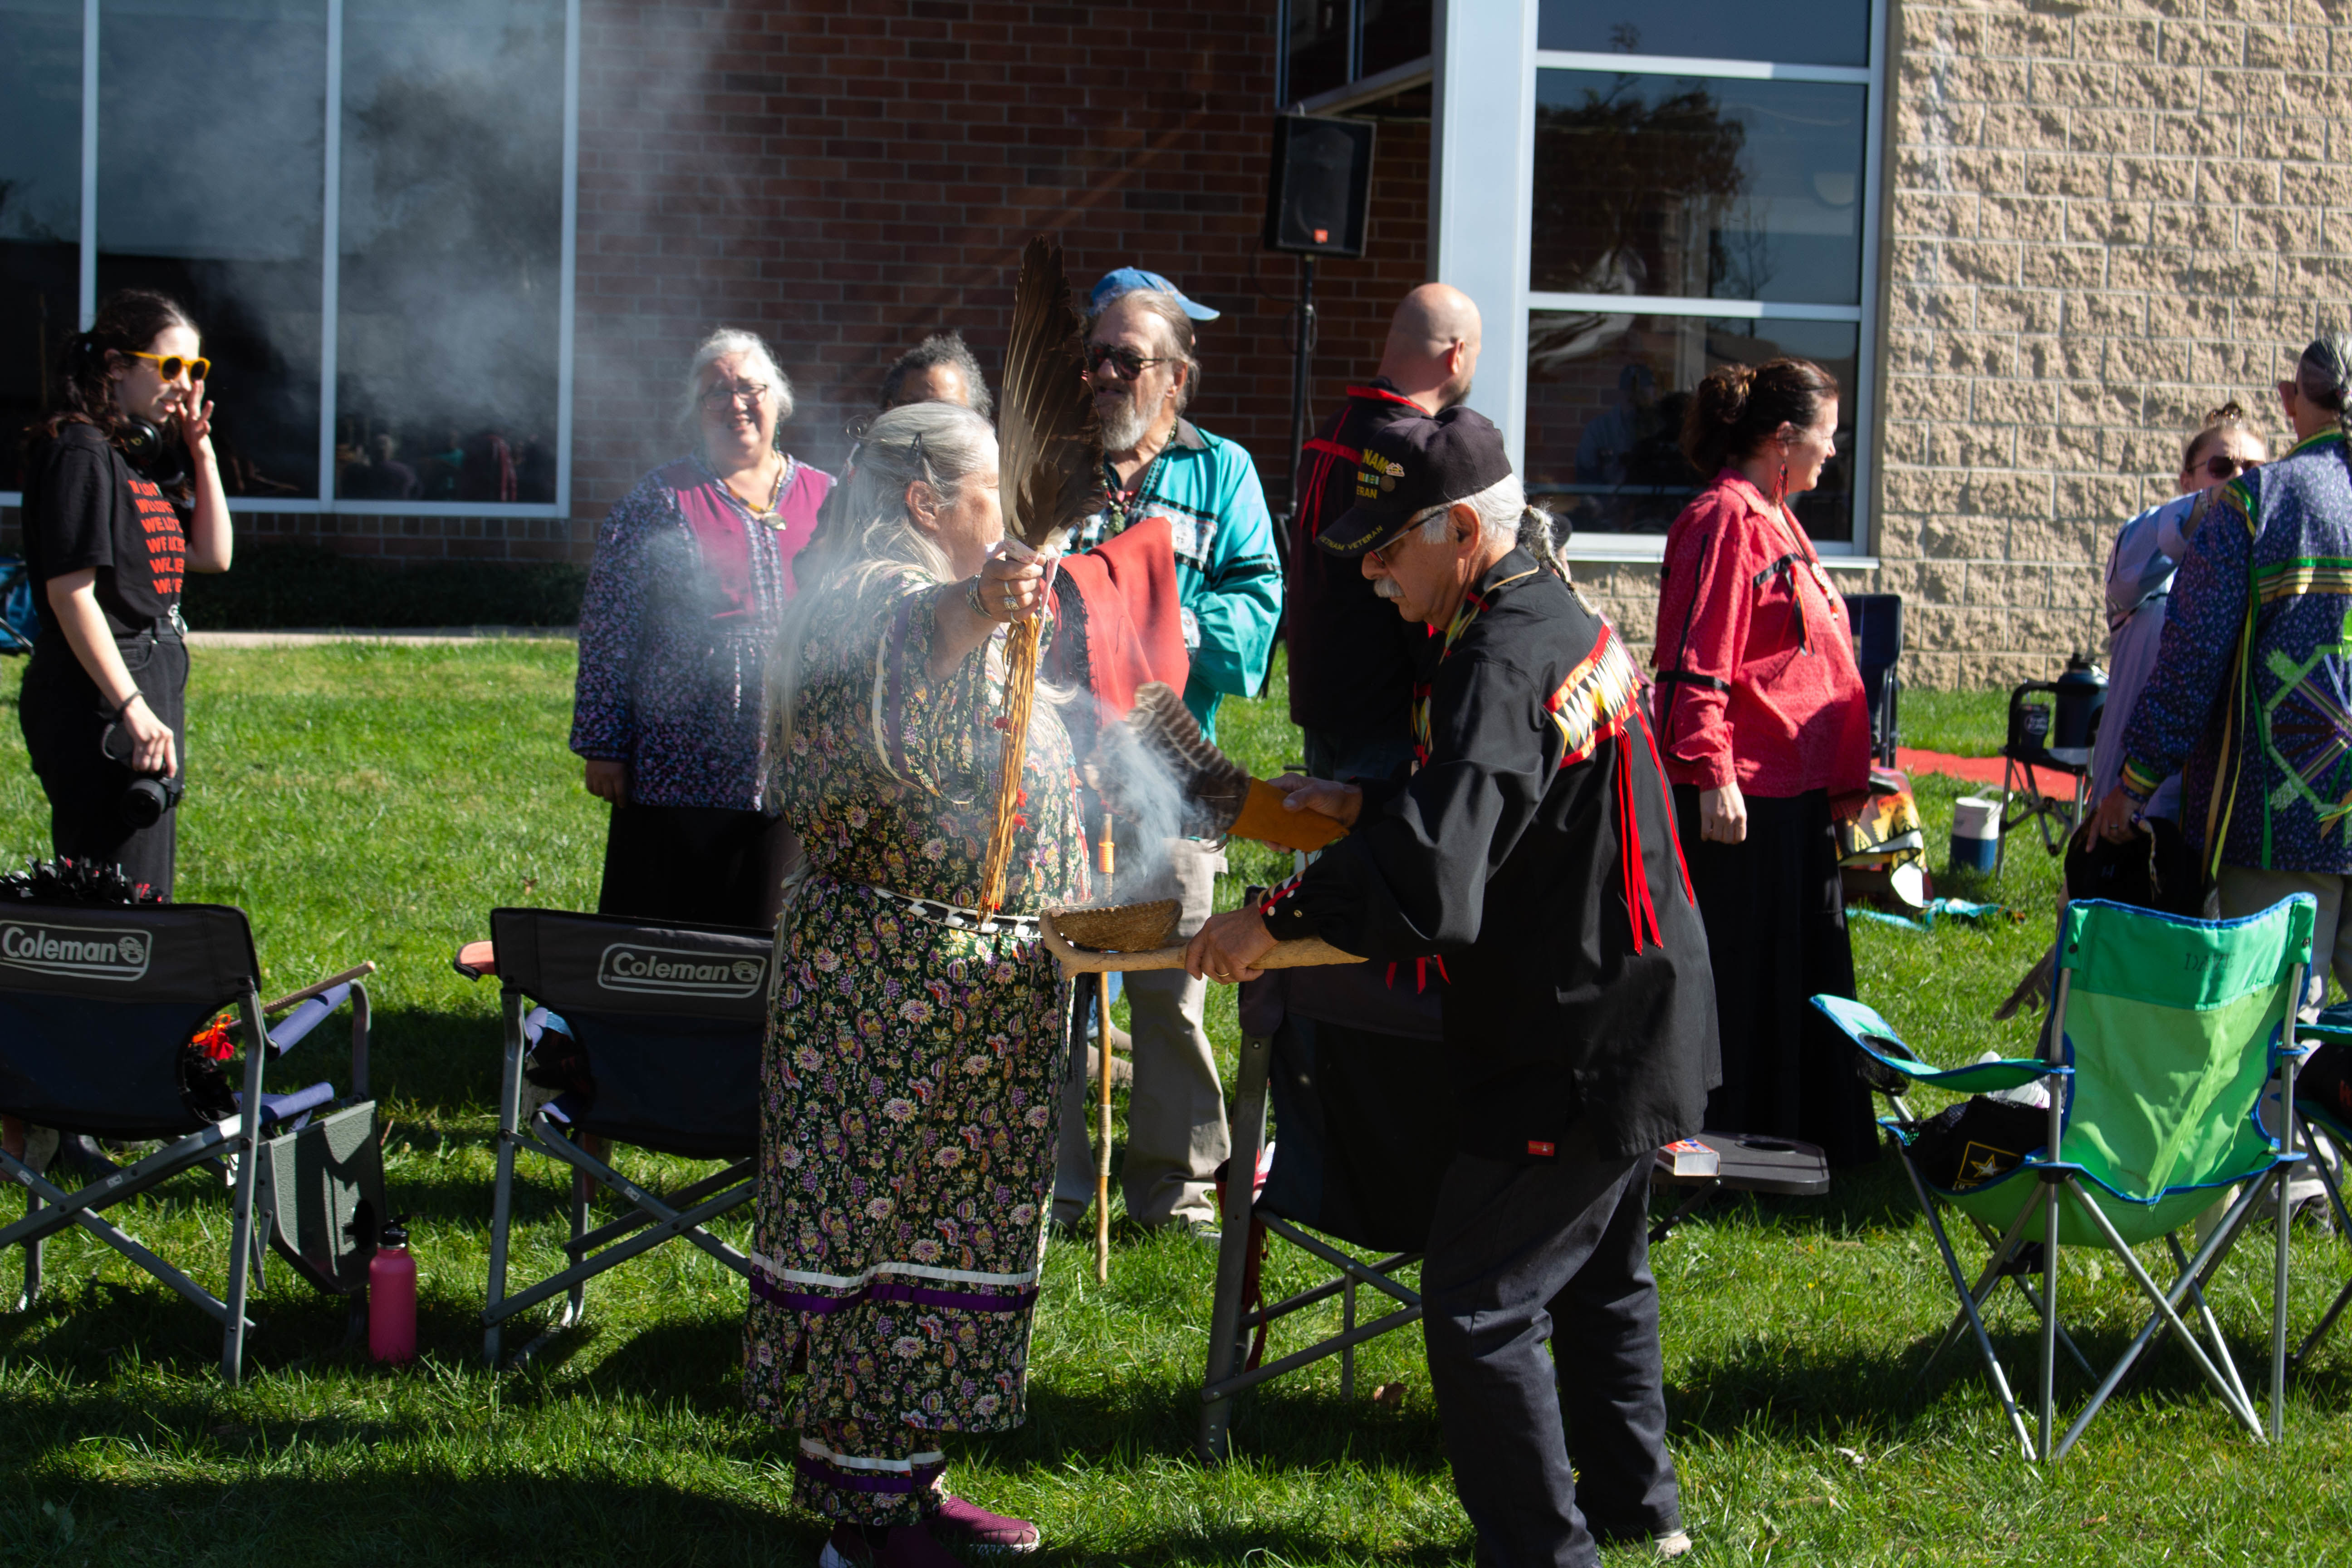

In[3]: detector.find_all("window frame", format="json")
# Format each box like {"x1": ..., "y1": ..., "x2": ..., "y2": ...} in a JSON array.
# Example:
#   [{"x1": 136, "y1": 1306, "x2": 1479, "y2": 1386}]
[
  {"x1": 3, "y1": 0, "x2": 580, "y2": 519},
  {"x1": 1431, "y1": 0, "x2": 1889, "y2": 563}
]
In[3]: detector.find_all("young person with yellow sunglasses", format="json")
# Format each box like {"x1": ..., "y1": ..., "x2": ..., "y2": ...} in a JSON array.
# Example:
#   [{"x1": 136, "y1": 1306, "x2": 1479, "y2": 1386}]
[{"x1": 16, "y1": 288, "x2": 234, "y2": 900}]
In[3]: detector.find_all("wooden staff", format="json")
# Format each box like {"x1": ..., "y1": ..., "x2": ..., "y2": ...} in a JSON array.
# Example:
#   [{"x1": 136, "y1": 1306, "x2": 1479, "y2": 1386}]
[{"x1": 1094, "y1": 816, "x2": 1114, "y2": 1284}]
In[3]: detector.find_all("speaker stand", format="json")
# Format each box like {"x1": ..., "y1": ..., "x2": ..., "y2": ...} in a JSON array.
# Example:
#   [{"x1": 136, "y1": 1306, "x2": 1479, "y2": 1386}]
[{"x1": 1287, "y1": 255, "x2": 1318, "y2": 519}]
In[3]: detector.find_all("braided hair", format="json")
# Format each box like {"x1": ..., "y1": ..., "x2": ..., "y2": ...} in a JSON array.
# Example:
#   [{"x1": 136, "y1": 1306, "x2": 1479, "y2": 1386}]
[{"x1": 2296, "y1": 334, "x2": 2352, "y2": 443}]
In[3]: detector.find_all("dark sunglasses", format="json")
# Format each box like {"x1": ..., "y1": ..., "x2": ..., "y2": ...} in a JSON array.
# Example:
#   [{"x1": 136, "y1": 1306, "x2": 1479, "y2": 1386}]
[
  {"x1": 124, "y1": 349, "x2": 211, "y2": 382},
  {"x1": 1085, "y1": 343, "x2": 1172, "y2": 381},
  {"x1": 2202, "y1": 453, "x2": 2257, "y2": 481}
]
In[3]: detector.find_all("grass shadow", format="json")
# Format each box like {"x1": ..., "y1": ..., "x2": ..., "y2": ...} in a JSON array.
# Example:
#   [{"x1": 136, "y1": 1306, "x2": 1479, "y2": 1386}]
[{"x1": 0, "y1": 1472, "x2": 808, "y2": 1567}]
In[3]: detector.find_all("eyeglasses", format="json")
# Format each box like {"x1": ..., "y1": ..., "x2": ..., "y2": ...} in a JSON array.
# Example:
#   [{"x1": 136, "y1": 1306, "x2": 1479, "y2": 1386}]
[
  {"x1": 123, "y1": 350, "x2": 210, "y2": 382},
  {"x1": 2202, "y1": 453, "x2": 2258, "y2": 481},
  {"x1": 1368, "y1": 508, "x2": 1447, "y2": 568},
  {"x1": 700, "y1": 381, "x2": 770, "y2": 407},
  {"x1": 1085, "y1": 343, "x2": 1173, "y2": 381}
]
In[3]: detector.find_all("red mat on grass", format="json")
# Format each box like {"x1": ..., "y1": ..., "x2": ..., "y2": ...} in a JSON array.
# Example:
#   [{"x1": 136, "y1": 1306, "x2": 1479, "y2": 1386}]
[{"x1": 1896, "y1": 748, "x2": 2009, "y2": 786}]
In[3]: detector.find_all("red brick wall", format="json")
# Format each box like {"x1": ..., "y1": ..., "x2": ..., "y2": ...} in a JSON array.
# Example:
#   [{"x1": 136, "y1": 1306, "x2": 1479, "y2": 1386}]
[
  {"x1": 2, "y1": 0, "x2": 1432, "y2": 572},
  {"x1": 569, "y1": 0, "x2": 1431, "y2": 554}
]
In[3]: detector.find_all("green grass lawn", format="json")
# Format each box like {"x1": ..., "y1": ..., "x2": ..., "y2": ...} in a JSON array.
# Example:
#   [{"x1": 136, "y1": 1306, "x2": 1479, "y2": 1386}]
[{"x1": 6, "y1": 646, "x2": 2352, "y2": 1565}]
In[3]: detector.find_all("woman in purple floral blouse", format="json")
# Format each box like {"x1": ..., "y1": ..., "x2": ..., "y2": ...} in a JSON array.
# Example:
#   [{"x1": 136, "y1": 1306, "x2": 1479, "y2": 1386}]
[
  {"x1": 569, "y1": 328, "x2": 833, "y2": 926},
  {"x1": 747, "y1": 401, "x2": 1083, "y2": 1568}
]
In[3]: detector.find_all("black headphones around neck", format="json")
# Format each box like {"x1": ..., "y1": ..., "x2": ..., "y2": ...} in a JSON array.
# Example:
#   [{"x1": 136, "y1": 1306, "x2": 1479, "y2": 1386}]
[{"x1": 118, "y1": 415, "x2": 186, "y2": 489}]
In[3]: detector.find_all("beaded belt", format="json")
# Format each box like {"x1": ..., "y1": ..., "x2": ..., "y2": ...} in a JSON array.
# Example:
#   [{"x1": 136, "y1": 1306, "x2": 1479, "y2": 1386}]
[{"x1": 866, "y1": 883, "x2": 1042, "y2": 941}]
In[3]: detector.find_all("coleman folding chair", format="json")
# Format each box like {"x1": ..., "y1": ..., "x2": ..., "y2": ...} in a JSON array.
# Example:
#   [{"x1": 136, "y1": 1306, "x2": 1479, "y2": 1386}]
[
  {"x1": 464, "y1": 907, "x2": 771, "y2": 1365},
  {"x1": 1813, "y1": 892, "x2": 2314, "y2": 1461},
  {"x1": 0, "y1": 902, "x2": 379, "y2": 1383},
  {"x1": 1198, "y1": 961, "x2": 1455, "y2": 1460}
]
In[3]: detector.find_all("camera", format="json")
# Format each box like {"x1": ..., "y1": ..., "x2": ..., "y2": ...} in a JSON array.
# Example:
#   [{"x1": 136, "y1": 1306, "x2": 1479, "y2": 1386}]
[{"x1": 122, "y1": 770, "x2": 185, "y2": 828}]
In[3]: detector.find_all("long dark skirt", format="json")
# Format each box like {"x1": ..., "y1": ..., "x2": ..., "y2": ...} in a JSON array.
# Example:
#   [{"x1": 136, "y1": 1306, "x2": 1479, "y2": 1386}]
[
  {"x1": 1673, "y1": 784, "x2": 1877, "y2": 1167},
  {"x1": 596, "y1": 803, "x2": 800, "y2": 929}
]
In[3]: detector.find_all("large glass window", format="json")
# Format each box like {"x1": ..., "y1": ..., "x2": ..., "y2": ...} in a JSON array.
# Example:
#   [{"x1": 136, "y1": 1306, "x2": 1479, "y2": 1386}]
[
  {"x1": 1279, "y1": 0, "x2": 1434, "y2": 107},
  {"x1": 1526, "y1": 7, "x2": 1881, "y2": 548},
  {"x1": 0, "y1": 0, "x2": 576, "y2": 512},
  {"x1": 1537, "y1": 0, "x2": 1868, "y2": 69},
  {"x1": 1532, "y1": 74, "x2": 1866, "y2": 308},
  {"x1": 0, "y1": 0, "x2": 86, "y2": 493},
  {"x1": 336, "y1": 0, "x2": 565, "y2": 505},
  {"x1": 99, "y1": 0, "x2": 327, "y2": 499},
  {"x1": 1525, "y1": 312, "x2": 1857, "y2": 539}
]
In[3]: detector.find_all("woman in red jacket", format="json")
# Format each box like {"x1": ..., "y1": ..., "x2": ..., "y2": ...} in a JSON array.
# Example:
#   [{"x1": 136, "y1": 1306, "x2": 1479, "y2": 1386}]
[{"x1": 1651, "y1": 358, "x2": 1877, "y2": 1165}]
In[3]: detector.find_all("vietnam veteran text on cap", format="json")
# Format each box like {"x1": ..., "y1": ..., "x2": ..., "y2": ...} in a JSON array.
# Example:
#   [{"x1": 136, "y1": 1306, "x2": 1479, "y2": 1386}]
[
  {"x1": 1317, "y1": 406, "x2": 1514, "y2": 557},
  {"x1": 1088, "y1": 267, "x2": 1221, "y2": 321}
]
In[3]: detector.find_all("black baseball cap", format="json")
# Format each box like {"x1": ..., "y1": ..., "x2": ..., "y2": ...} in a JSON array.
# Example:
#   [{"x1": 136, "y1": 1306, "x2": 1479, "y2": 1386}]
[{"x1": 1318, "y1": 405, "x2": 1514, "y2": 557}]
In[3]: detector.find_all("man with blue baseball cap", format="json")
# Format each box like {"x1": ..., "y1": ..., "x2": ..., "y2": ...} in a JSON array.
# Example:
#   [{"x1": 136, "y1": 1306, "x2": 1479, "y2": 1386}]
[
  {"x1": 1088, "y1": 267, "x2": 1222, "y2": 321},
  {"x1": 1051, "y1": 268, "x2": 1281, "y2": 1238}
]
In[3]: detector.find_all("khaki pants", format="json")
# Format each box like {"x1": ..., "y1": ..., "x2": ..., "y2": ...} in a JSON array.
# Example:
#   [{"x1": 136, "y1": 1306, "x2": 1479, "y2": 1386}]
[
  {"x1": 1055, "y1": 834, "x2": 1230, "y2": 1227},
  {"x1": 2216, "y1": 864, "x2": 2352, "y2": 1016}
]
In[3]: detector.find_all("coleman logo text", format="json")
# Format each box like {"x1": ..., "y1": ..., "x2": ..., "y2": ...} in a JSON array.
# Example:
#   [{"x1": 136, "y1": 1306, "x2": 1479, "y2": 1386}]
[
  {"x1": 597, "y1": 943, "x2": 764, "y2": 999},
  {"x1": 0, "y1": 921, "x2": 152, "y2": 983}
]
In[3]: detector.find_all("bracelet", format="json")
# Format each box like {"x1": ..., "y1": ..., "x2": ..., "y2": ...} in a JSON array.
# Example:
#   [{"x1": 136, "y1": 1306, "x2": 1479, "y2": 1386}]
[
  {"x1": 110, "y1": 691, "x2": 144, "y2": 720},
  {"x1": 965, "y1": 576, "x2": 1004, "y2": 622}
]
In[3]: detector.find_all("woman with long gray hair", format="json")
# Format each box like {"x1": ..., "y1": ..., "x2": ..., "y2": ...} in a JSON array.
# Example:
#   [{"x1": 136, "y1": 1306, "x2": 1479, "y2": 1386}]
[
  {"x1": 2094, "y1": 334, "x2": 2352, "y2": 1006},
  {"x1": 569, "y1": 327, "x2": 833, "y2": 926},
  {"x1": 745, "y1": 400, "x2": 1081, "y2": 1567}
]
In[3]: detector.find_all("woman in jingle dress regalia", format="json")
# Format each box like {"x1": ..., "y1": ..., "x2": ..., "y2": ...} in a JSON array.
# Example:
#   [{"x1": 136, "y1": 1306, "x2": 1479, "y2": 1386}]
[{"x1": 747, "y1": 400, "x2": 1086, "y2": 1568}]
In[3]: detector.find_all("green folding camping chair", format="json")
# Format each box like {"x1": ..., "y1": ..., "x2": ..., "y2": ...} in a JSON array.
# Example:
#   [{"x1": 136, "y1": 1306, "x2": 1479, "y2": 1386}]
[{"x1": 1814, "y1": 892, "x2": 2315, "y2": 1461}]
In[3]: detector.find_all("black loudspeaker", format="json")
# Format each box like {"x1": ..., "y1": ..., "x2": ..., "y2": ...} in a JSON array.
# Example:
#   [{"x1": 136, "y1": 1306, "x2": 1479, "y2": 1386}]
[{"x1": 1263, "y1": 115, "x2": 1374, "y2": 258}]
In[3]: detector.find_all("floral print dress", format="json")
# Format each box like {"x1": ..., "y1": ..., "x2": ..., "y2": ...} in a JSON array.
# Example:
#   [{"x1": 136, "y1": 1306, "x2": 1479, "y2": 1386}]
[{"x1": 745, "y1": 568, "x2": 1088, "y2": 1525}]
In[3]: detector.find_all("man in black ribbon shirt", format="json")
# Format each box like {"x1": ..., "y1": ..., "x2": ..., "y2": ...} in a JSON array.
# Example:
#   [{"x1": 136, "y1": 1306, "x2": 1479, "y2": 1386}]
[
  {"x1": 1286, "y1": 283, "x2": 1481, "y2": 783},
  {"x1": 1187, "y1": 408, "x2": 1718, "y2": 1566}
]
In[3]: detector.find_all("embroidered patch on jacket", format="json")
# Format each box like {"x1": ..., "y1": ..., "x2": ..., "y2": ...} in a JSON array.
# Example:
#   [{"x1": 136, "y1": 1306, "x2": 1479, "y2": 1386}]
[
  {"x1": 1543, "y1": 623, "x2": 1646, "y2": 768},
  {"x1": 1526, "y1": 1139, "x2": 1556, "y2": 1158}
]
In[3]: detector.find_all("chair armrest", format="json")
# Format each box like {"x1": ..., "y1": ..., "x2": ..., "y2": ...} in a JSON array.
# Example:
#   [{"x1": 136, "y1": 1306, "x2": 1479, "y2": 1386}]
[
  {"x1": 1810, "y1": 993, "x2": 2057, "y2": 1094},
  {"x1": 263, "y1": 961, "x2": 376, "y2": 1015},
  {"x1": 268, "y1": 982, "x2": 352, "y2": 1057}
]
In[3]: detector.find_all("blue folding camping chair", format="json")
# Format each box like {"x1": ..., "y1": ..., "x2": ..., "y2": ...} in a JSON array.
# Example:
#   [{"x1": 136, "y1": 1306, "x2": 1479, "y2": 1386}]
[
  {"x1": 1815, "y1": 894, "x2": 2314, "y2": 1460},
  {"x1": 463, "y1": 907, "x2": 772, "y2": 1365},
  {"x1": 0, "y1": 902, "x2": 379, "y2": 1383}
]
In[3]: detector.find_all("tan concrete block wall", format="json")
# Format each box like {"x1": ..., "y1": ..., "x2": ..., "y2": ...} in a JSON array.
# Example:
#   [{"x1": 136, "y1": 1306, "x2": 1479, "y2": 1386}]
[
  {"x1": 1878, "y1": 0, "x2": 2352, "y2": 688},
  {"x1": 1573, "y1": 0, "x2": 2352, "y2": 689}
]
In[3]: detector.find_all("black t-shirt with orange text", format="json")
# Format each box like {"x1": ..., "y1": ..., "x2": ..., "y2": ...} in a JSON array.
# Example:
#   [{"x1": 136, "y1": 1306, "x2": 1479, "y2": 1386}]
[{"x1": 22, "y1": 422, "x2": 188, "y2": 637}]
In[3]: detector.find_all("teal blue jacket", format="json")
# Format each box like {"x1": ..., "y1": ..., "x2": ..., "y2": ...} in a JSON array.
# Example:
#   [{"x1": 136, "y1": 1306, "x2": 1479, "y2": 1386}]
[{"x1": 1072, "y1": 418, "x2": 1283, "y2": 740}]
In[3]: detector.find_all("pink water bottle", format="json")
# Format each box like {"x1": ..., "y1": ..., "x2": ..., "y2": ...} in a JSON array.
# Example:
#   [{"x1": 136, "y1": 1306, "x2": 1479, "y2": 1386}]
[{"x1": 368, "y1": 1215, "x2": 417, "y2": 1364}]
